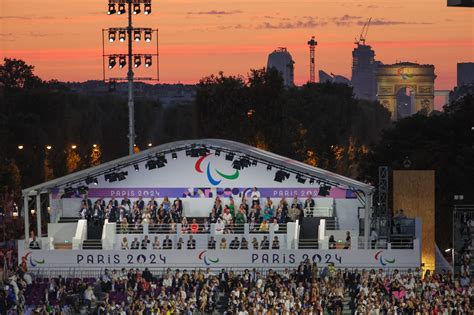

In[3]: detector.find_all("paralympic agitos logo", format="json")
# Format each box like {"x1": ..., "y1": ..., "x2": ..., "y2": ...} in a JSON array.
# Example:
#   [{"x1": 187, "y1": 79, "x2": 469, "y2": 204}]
[
  {"x1": 198, "y1": 250, "x2": 220, "y2": 266},
  {"x1": 374, "y1": 250, "x2": 396, "y2": 266},
  {"x1": 195, "y1": 153, "x2": 239, "y2": 186},
  {"x1": 22, "y1": 251, "x2": 45, "y2": 267}
]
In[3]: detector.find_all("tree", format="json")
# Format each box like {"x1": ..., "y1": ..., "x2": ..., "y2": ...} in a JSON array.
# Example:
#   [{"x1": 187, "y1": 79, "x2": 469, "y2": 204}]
[{"x1": 0, "y1": 58, "x2": 43, "y2": 91}]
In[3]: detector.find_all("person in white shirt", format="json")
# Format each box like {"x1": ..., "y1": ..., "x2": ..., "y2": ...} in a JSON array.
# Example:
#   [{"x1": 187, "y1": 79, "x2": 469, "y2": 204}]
[
  {"x1": 251, "y1": 187, "x2": 261, "y2": 207},
  {"x1": 84, "y1": 285, "x2": 96, "y2": 311},
  {"x1": 370, "y1": 228, "x2": 378, "y2": 249}
]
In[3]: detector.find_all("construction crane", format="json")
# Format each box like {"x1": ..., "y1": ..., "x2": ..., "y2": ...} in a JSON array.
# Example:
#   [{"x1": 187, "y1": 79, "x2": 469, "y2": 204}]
[
  {"x1": 355, "y1": 17, "x2": 371, "y2": 46},
  {"x1": 307, "y1": 36, "x2": 317, "y2": 83}
]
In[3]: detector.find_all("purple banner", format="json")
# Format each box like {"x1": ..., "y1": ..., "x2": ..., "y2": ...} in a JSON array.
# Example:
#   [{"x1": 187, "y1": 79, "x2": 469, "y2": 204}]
[{"x1": 72, "y1": 187, "x2": 352, "y2": 199}]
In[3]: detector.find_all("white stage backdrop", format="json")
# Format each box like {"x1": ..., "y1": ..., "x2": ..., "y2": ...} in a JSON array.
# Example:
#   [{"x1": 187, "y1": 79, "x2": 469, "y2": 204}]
[{"x1": 19, "y1": 248, "x2": 420, "y2": 269}]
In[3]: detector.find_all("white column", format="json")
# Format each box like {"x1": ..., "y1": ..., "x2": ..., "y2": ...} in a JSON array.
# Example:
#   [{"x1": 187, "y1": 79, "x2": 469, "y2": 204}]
[
  {"x1": 363, "y1": 192, "x2": 372, "y2": 249},
  {"x1": 23, "y1": 195, "x2": 29, "y2": 245},
  {"x1": 36, "y1": 193, "x2": 42, "y2": 238}
]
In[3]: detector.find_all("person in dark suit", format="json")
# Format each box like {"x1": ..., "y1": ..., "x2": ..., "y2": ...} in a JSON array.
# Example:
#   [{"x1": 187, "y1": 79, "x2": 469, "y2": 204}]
[
  {"x1": 229, "y1": 237, "x2": 240, "y2": 250},
  {"x1": 162, "y1": 235, "x2": 173, "y2": 249},
  {"x1": 131, "y1": 237, "x2": 140, "y2": 250},
  {"x1": 260, "y1": 236, "x2": 269, "y2": 250},
  {"x1": 187, "y1": 235, "x2": 196, "y2": 250},
  {"x1": 141, "y1": 236, "x2": 150, "y2": 250},
  {"x1": 137, "y1": 197, "x2": 145, "y2": 211},
  {"x1": 208, "y1": 236, "x2": 216, "y2": 250}
]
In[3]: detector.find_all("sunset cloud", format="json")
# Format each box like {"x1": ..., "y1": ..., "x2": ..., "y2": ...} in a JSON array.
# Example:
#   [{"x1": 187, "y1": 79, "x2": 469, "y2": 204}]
[{"x1": 187, "y1": 10, "x2": 242, "y2": 15}]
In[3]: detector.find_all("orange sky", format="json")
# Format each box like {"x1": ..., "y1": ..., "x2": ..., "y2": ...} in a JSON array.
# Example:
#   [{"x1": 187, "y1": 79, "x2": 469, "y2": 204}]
[{"x1": 1, "y1": 0, "x2": 473, "y2": 91}]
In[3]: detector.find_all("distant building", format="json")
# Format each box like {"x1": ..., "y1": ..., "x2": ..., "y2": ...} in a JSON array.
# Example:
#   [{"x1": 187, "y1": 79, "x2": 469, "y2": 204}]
[
  {"x1": 267, "y1": 48, "x2": 295, "y2": 87},
  {"x1": 457, "y1": 62, "x2": 474, "y2": 87},
  {"x1": 319, "y1": 70, "x2": 351, "y2": 84},
  {"x1": 351, "y1": 44, "x2": 379, "y2": 100}
]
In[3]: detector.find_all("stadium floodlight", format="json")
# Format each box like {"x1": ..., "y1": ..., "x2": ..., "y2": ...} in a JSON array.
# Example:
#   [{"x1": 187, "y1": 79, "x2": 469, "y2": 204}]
[
  {"x1": 144, "y1": 55, "x2": 152, "y2": 67},
  {"x1": 108, "y1": 30, "x2": 116, "y2": 42},
  {"x1": 133, "y1": 3, "x2": 141, "y2": 14},
  {"x1": 134, "y1": 55, "x2": 141, "y2": 68},
  {"x1": 134, "y1": 30, "x2": 141, "y2": 42},
  {"x1": 117, "y1": 3, "x2": 126, "y2": 14},
  {"x1": 144, "y1": 30, "x2": 152, "y2": 42},
  {"x1": 144, "y1": 2, "x2": 151, "y2": 14},
  {"x1": 274, "y1": 170, "x2": 290, "y2": 183},
  {"x1": 108, "y1": 56, "x2": 117, "y2": 68},
  {"x1": 119, "y1": 30, "x2": 126, "y2": 42},
  {"x1": 107, "y1": 3, "x2": 116, "y2": 15},
  {"x1": 119, "y1": 55, "x2": 127, "y2": 68}
]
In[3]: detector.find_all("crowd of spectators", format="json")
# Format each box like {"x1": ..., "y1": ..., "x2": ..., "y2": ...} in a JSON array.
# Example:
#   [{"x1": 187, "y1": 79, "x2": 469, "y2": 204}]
[{"x1": 1, "y1": 256, "x2": 472, "y2": 314}]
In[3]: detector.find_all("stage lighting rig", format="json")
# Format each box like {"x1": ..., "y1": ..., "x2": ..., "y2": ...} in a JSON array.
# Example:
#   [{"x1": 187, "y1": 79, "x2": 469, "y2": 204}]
[{"x1": 103, "y1": 0, "x2": 159, "y2": 155}]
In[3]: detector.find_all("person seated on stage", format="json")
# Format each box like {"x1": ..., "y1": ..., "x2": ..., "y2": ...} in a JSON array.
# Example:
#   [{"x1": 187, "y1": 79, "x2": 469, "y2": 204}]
[
  {"x1": 202, "y1": 218, "x2": 210, "y2": 233},
  {"x1": 222, "y1": 207, "x2": 233, "y2": 225},
  {"x1": 219, "y1": 237, "x2": 227, "y2": 250},
  {"x1": 208, "y1": 208, "x2": 219, "y2": 224},
  {"x1": 272, "y1": 218, "x2": 280, "y2": 232},
  {"x1": 215, "y1": 218, "x2": 225, "y2": 235},
  {"x1": 240, "y1": 237, "x2": 249, "y2": 250},
  {"x1": 29, "y1": 236, "x2": 40, "y2": 249},
  {"x1": 343, "y1": 231, "x2": 351, "y2": 249},
  {"x1": 176, "y1": 237, "x2": 184, "y2": 250},
  {"x1": 152, "y1": 236, "x2": 160, "y2": 250},
  {"x1": 141, "y1": 235, "x2": 150, "y2": 250},
  {"x1": 260, "y1": 236, "x2": 270, "y2": 249},
  {"x1": 181, "y1": 217, "x2": 190, "y2": 234},
  {"x1": 259, "y1": 219, "x2": 269, "y2": 232},
  {"x1": 208, "y1": 236, "x2": 216, "y2": 250},
  {"x1": 190, "y1": 219, "x2": 199, "y2": 234},
  {"x1": 131, "y1": 237, "x2": 140, "y2": 250},
  {"x1": 162, "y1": 235, "x2": 173, "y2": 249},
  {"x1": 252, "y1": 237, "x2": 259, "y2": 250},
  {"x1": 328, "y1": 235, "x2": 336, "y2": 249},
  {"x1": 272, "y1": 236, "x2": 280, "y2": 250},
  {"x1": 229, "y1": 237, "x2": 240, "y2": 250},
  {"x1": 121, "y1": 237, "x2": 129, "y2": 250},
  {"x1": 187, "y1": 235, "x2": 196, "y2": 250}
]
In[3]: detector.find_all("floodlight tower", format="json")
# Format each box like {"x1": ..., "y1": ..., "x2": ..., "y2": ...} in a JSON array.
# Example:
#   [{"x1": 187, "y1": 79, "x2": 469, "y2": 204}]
[
  {"x1": 104, "y1": 0, "x2": 158, "y2": 155},
  {"x1": 307, "y1": 36, "x2": 317, "y2": 83}
]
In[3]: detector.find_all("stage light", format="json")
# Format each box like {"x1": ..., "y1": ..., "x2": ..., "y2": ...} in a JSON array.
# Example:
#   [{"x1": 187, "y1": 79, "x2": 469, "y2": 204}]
[
  {"x1": 252, "y1": 160, "x2": 257, "y2": 166},
  {"x1": 85, "y1": 176, "x2": 96, "y2": 185},
  {"x1": 117, "y1": 171, "x2": 128, "y2": 181},
  {"x1": 107, "y1": 3, "x2": 116, "y2": 15},
  {"x1": 119, "y1": 30, "x2": 126, "y2": 42},
  {"x1": 105, "y1": 172, "x2": 118, "y2": 182},
  {"x1": 215, "y1": 149, "x2": 221, "y2": 156},
  {"x1": 134, "y1": 30, "x2": 141, "y2": 42},
  {"x1": 239, "y1": 157, "x2": 251, "y2": 168},
  {"x1": 71, "y1": 145, "x2": 77, "y2": 149},
  {"x1": 296, "y1": 175, "x2": 307, "y2": 184},
  {"x1": 108, "y1": 56, "x2": 117, "y2": 69},
  {"x1": 134, "y1": 164, "x2": 139, "y2": 172},
  {"x1": 172, "y1": 152, "x2": 177, "y2": 160},
  {"x1": 232, "y1": 160, "x2": 242, "y2": 170},
  {"x1": 46, "y1": 145, "x2": 52, "y2": 150},
  {"x1": 108, "y1": 30, "x2": 116, "y2": 42},
  {"x1": 318, "y1": 185, "x2": 331, "y2": 197},
  {"x1": 145, "y1": 160, "x2": 157, "y2": 170},
  {"x1": 267, "y1": 165, "x2": 272, "y2": 171},
  {"x1": 309, "y1": 178, "x2": 315, "y2": 184},
  {"x1": 144, "y1": 30, "x2": 152, "y2": 42},
  {"x1": 30, "y1": 209, "x2": 36, "y2": 215},
  {"x1": 156, "y1": 155, "x2": 168, "y2": 168},
  {"x1": 225, "y1": 153, "x2": 234, "y2": 161},
  {"x1": 63, "y1": 186, "x2": 76, "y2": 197},
  {"x1": 134, "y1": 55, "x2": 141, "y2": 68},
  {"x1": 119, "y1": 55, "x2": 126, "y2": 68},
  {"x1": 117, "y1": 3, "x2": 126, "y2": 14},
  {"x1": 78, "y1": 186, "x2": 89, "y2": 195},
  {"x1": 18, "y1": 145, "x2": 24, "y2": 150},
  {"x1": 144, "y1": 55, "x2": 152, "y2": 67},
  {"x1": 93, "y1": 144, "x2": 98, "y2": 148},
  {"x1": 148, "y1": 143, "x2": 152, "y2": 147},
  {"x1": 144, "y1": 2, "x2": 151, "y2": 14},
  {"x1": 133, "y1": 3, "x2": 141, "y2": 14},
  {"x1": 274, "y1": 170, "x2": 290, "y2": 183}
]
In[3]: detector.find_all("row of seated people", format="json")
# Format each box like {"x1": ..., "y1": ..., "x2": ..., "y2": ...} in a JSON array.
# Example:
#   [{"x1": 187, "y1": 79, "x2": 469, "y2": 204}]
[
  {"x1": 120, "y1": 235, "x2": 282, "y2": 250},
  {"x1": 118, "y1": 219, "x2": 284, "y2": 234},
  {"x1": 78, "y1": 191, "x2": 318, "y2": 227},
  {"x1": 5, "y1": 258, "x2": 472, "y2": 314}
]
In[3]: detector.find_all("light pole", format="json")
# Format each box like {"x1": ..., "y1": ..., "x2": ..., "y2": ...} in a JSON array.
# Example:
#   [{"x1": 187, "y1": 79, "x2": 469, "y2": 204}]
[{"x1": 104, "y1": 0, "x2": 159, "y2": 155}]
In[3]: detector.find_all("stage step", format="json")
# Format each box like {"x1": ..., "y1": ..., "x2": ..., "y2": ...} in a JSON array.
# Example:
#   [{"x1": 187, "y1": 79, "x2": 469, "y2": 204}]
[
  {"x1": 83, "y1": 239, "x2": 102, "y2": 250},
  {"x1": 58, "y1": 216, "x2": 81, "y2": 223},
  {"x1": 298, "y1": 238, "x2": 319, "y2": 249}
]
